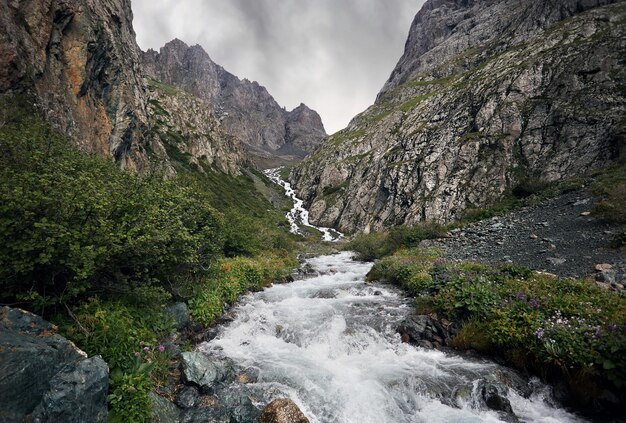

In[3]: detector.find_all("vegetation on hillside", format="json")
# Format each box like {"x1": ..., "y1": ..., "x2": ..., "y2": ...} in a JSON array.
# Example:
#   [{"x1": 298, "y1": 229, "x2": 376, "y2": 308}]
[
  {"x1": 368, "y1": 248, "x2": 626, "y2": 407},
  {"x1": 0, "y1": 96, "x2": 301, "y2": 422}
]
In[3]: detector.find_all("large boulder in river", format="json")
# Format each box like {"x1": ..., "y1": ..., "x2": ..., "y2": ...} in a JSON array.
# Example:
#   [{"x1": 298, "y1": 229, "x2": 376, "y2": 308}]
[
  {"x1": 0, "y1": 306, "x2": 108, "y2": 422},
  {"x1": 259, "y1": 398, "x2": 310, "y2": 423},
  {"x1": 181, "y1": 352, "x2": 235, "y2": 394}
]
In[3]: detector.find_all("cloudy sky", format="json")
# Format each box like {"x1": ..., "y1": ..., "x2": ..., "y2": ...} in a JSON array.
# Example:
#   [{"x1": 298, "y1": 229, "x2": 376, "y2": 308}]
[{"x1": 131, "y1": 0, "x2": 425, "y2": 134}]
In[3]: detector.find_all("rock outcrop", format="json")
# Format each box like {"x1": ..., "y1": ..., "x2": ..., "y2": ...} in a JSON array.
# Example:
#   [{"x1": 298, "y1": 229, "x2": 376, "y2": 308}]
[
  {"x1": 143, "y1": 39, "x2": 327, "y2": 168},
  {"x1": 0, "y1": 0, "x2": 245, "y2": 174},
  {"x1": 0, "y1": 307, "x2": 108, "y2": 422},
  {"x1": 291, "y1": 0, "x2": 626, "y2": 233}
]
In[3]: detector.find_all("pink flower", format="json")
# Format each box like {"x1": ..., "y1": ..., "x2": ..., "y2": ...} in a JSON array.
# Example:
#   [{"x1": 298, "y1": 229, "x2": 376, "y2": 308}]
[
  {"x1": 133, "y1": 352, "x2": 140, "y2": 357},
  {"x1": 158, "y1": 344, "x2": 165, "y2": 353},
  {"x1": 143, "y1": 346, "x2": 150, "y2": 351}
]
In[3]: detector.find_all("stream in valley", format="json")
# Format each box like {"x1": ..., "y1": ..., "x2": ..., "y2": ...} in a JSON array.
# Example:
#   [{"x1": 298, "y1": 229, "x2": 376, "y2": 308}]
[{"x1": 200, "y1": 252, "x2": 587, "y2": 423}]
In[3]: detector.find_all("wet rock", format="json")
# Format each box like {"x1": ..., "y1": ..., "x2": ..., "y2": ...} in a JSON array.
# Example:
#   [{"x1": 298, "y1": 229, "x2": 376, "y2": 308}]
[
  {"x1": 150, "y1": 392, "x2": 181, "y2": 423},
  {"x1": 596, "y1": 271, "x2": 616, "y2": 284},
  {"x1": 166, "y1": 302, "x2": 190, "y2": 330},
  {"x1": 397, "y1": 314, "x2": 448, "y2": 346},
  {"x1": 237, "y1": 367, "x2": 260, "y2": 384},
  {"x1": 259, "y1": 398, "x2": 310, "y2": 423},
  {"x1": 0, "y1": 307, "x2": 108, "y2": 422},
  {"x1": 176, "y1": 386, "x2": 201, "y2": 409},
  {"x1": 481, "y1": 383, "x2": 514, "y2": 414},
  {"x1": 224, "y1": 394, "x2": 261, "y2": 423},
  {"x1": 182, "y1": 352, "x2": 218, "y2": 392}
]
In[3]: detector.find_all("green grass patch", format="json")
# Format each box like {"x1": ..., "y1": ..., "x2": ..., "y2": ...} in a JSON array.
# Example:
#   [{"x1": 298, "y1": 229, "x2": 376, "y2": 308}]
[{"x1": 368, "y1": 249, "x2": 626, "y2": 400}]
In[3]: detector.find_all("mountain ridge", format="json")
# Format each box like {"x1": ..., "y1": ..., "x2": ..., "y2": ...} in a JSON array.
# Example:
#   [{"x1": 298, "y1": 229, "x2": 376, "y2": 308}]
[
  {"x1": 291, "y1": 0, "x2": 626, "y2": 233},
  {"x1": 142, "y1": 38, "x2": 327, "y2": 168}
]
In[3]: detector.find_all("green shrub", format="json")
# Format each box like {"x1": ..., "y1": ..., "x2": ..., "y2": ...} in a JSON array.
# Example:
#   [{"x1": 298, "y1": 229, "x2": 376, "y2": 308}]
[
  {"x1": 371, "y1": 248, "x2": 626, "y2": 393},
  {"x1": 347, "y1": 223, "x2": 446, "y2": 261},
  {"x1": 0, "y1": 104, "x2": 224, "y2": 312}
]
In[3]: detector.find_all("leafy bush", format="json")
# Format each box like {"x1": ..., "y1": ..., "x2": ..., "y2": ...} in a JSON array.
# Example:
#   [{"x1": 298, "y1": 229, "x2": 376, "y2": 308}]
[
  {"x1": 367, "y1": 248, "x2": 440, "y2": 295},
  {"x1": 0, "y1": 104, "x2": 224, "y2": 312},
  {"x1": 347, "y1": 223, "x2": 446, "y2": 261}
]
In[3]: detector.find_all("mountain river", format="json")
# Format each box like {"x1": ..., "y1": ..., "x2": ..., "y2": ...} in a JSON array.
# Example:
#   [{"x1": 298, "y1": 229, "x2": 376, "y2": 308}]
[{"x1": 200, "y1": 252, "x2": 587, "y2": 423}]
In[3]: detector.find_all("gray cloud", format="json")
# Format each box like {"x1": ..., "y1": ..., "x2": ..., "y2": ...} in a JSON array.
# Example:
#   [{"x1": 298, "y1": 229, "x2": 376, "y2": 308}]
[{"x1": 132, "y1": 0, "x2": 424, "y2": 133}]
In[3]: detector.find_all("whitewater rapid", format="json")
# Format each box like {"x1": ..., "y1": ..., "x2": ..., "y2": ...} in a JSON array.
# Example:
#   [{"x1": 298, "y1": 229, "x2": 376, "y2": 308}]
[
  {"x1": 264, "y1": 168, "x2": 343, "y2": 241},
  {"x1": 200, "y1": 252, "x2": 586, "y2": 423}
]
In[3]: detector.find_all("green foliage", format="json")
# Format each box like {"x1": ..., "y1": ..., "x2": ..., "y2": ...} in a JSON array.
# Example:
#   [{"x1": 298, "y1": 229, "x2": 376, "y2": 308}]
[
  {"x1": 347, "y1": 223, "x2": 446, "y2": 261},
  {"x1": 0, "y1": 101, "x2": 225, "y2": 311},
  {"x1": 367, "y1": 248, "x2": 440, "y2": 295},
  {"x1": 512, "y1": 177, "x2": 550, "y2": 199},
  {"x1": 108, "y1": 371, "x2": 153, "y2": 423},
  {"x1": 374, "y1": 250, "x2": 626, "y2": 392},
  {"x1": 189, "y1": 253, "x2": 297, "y2": 326},
  {"x1": 59, "y1": 298, "x2": 174, "y2": 422}
]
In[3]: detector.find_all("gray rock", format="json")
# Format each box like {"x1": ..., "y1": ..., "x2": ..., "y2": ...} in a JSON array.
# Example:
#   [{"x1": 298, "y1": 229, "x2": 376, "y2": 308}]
[
  {"x1": 150, "y1": 392, "x2": 181, "y2": 423},
  {"x1": 0, "y1": 307, "x2": 108, "y2": 423},
  {"x1": 181, "y1": 352, "x2": 219, "y2": 393},
  {"x1": 166, "y1": 302, "x2": 190, "y2": 330},
  {"x1": 175, "y1": 386, "x2": 201, "y2": 409},
  {"x1": 224, "y1": 394, "x2": 261, "y2": 423},
  {"x1": 142, "y1": 40, "x2": 326, "y2": 168},
  {"x1": 546, "y1": 257, "x2": 566, "y2": 266}
]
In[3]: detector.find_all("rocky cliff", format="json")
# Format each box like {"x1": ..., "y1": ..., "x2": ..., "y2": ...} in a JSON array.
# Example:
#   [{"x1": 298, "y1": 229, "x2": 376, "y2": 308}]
[
  {"x1": 291, "y1": 0, "x2": 626, "y2": 233},
  {"x1": 0, "y1": 0, "x2": 245, "y2": 174},
  {"x1": 142, "y1": 39, "x2": 327, "y2": 168}
]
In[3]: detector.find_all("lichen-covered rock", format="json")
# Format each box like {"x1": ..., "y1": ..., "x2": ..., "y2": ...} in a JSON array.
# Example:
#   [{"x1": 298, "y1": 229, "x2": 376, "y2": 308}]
[
  {"x1": 0, "y1": 307, "x2": 108, "y2": 422},
  {"x1": 259, "y1": 398, "x2": 310, "y2": 423},
  {"x1": 291, "y1": 0, "x2": 626, "y2": 233}
]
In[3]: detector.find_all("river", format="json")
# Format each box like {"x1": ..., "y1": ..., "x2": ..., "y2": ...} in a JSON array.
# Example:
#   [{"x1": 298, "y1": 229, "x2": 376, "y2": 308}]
[{"x1": 200, "y1": 252, "x2": 586, "y2": 423}]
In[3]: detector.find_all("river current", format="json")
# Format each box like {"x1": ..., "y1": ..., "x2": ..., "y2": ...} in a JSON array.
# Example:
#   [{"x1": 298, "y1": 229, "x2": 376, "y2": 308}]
[{"x1": 200, "y1": 252, "x2": 586, "y2": 423}]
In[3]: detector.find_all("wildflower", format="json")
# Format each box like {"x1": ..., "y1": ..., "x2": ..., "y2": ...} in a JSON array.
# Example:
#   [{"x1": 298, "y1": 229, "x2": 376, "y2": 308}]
[
  {"x1": 143, "y1": 346, "x2": 150, "y2": 351},
  {"x1": 158, "y1": 344, "x2": 166, "y2": 353},
  {"x1": 535, "y1": 328, "x2": 545, "y2": 339},
  {"x1": 140, "y1": 341, "x2": 145, "y2": 346},
  {"x1": 133, "y1": 352, "x2": 140, "y2": 357},
  {"x1": 516, "y1": 292, "x2": 527, "y2": 301}
]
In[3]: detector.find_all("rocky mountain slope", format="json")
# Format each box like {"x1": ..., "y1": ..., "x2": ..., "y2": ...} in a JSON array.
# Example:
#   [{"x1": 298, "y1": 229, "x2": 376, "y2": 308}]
[
  {"x1": 291, "y1": 0, "x2": 626, "y2": 233},
  {"x1": 0, "y1": 0, "x2": 263, "y2": 175},
  {"x1": 143, "y1": 39, "x2": 327, "y2": 168}
]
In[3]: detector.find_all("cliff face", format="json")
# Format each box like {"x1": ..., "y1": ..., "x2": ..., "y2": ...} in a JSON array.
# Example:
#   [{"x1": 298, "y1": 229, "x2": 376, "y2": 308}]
[
  {"x1": 0, "y1": 0, "x2": 244, "y2": 174},
  {"x1": 291, "y1": 0, "x2": 626, "y2": 233},
  {"x1": 142, "y1": 40, "x2": 327, "y2": 168}
]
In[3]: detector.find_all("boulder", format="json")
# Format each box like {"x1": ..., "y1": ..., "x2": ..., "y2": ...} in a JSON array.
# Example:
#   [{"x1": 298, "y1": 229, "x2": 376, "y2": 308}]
[
  {"x1": 150, "y1": 392, "x2": 181, "y2": 423},
  {"x1": 0, "y1": 307, "x2": 108, "y2": 422},
  {"x1": 181, "y1": 352, "x2": 234, "y2": 394},
  {"x1": 259, "y1": 398, "x2": 310, "y2": 423},
  {"x1": 397, "y1": 314, "x2": 448, "y2": 346}
]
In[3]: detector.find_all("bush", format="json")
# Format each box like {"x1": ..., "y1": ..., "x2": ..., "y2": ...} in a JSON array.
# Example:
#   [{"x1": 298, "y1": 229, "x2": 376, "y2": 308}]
[
  {"x1": 591, "y1": 163, "x2": 626, "y2": 224},
  {"x1": 189, "y1": 253, "x2": 297, "y2": 326},
  {"x1": 347, "y1": 223, "x2": 446, "y2": 261},
  {"x1": 0, "y1": 102, "x2": 223, "y2": 312}
]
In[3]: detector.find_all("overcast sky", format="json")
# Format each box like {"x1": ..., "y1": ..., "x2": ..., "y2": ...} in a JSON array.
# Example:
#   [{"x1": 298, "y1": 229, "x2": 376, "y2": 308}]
[{"x1": 131, "y1": 1, "x2": 424, "y2": 134}]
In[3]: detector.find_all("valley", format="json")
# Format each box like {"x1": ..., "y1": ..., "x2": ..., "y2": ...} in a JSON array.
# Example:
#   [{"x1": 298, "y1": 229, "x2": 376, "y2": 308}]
[{"x1": 0, "y1": 0, "x2": 624, "y2": 422}]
